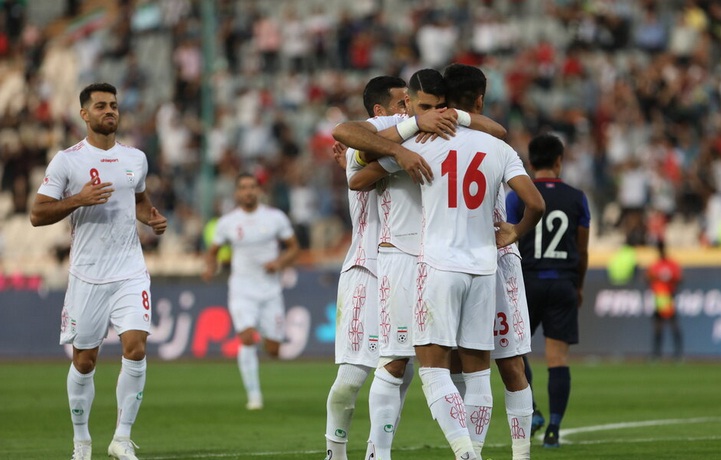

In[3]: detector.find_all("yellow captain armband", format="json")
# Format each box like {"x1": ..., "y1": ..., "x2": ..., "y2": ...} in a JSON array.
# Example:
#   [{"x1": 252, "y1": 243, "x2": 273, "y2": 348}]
[{"x1": 355, "y1": 150, "x2": 368, "y2": 167}]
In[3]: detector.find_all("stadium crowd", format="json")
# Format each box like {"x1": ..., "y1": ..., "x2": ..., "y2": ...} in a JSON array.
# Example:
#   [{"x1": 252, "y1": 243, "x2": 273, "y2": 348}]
[{"x1": 2, "y1": 0, "x2": 721, "y2": 273}]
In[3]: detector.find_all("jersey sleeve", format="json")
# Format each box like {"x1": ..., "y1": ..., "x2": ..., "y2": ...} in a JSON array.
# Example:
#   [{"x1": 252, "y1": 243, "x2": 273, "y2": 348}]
[
  {"x1": 346, "y1": 148, "x2": 364, "y2": 181},
  {"x1": 276, "y1": 210, "x2": 295, "y2": 240},
  {"x1": 578, "y1": 192, "x2": 591, "y2": 228},
  {"x1": 501, "y1": 143, "x2": 528, "y2": 183},
  {"x1": 36, "y1": 151, "x2": 68, "y2": 200},
  {"x1": 378, "y1": 155, "x2": 402, "y2": 173},
  {"x1": 212, "y1": 215, "x2": 231, "y2": 246},
  {"x1": 135, "y1": 151, "x2": 148, "y2": 194},
  {"x1": 505, "y1": 190, "x2": 522, "y2": 224}
]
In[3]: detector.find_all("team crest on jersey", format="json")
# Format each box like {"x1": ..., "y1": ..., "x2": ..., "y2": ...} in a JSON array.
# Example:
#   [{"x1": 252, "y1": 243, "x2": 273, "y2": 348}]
[
  {"x1": 368, "y1": 335, "x2": 378, "y2": 352},
  {"x1": 396, "y1": 327, "x2": 408, "y2": 344},
  {"x1": 126, "y1": 169, "x2": 135, "y2": 184}
]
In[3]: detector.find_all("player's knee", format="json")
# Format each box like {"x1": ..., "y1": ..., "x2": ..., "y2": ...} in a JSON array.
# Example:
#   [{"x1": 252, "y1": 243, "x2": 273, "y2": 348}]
[
  {"x1": 73, "y1": 359, "x2": 96, "y2": 374},
  {"x1": 264, "y1": 339, "x2": 281, "y2": 358},
  {"x1": 378, "y1": 357, "x2": 408, "y2": 378}
]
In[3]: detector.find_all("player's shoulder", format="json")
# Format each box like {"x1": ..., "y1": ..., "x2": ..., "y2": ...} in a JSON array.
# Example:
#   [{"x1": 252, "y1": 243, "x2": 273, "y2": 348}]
[
  {"x1": 116, "y1": 141, "x2": 145, "y2": 156},
  {"x1": 58, "y1": 139, "x2": 87, "y2": 155}
]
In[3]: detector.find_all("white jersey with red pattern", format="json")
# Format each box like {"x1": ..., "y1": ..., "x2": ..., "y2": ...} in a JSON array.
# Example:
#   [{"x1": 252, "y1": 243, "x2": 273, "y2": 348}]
[
  {"x1": 213, "y1": 203, "x2": 295, "y2": 296},
  {"x1": 370, "y1": 114, "x2": 422, "y2": 257},
  {"x1": 410, "y1": 127, "x2": 528, "y2": 275},
  {"x1": 37, "y1": 139, "x2": 148, "y2": 284}
]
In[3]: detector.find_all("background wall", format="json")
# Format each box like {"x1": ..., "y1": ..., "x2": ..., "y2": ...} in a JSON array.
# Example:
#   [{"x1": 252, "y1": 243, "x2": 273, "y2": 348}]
[{"x1": 2, "y1": 267, "x2": 719, "y2": 360}]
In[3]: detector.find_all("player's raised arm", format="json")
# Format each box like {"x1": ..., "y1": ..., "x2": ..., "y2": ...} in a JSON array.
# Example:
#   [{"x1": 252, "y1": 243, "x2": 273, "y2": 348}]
[{"x1": 30, "y1": 180, "x2": 115, "y2": 227}]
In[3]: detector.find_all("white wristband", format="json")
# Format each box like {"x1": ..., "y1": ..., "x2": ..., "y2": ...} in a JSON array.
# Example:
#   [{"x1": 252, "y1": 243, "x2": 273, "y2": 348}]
[
  {"x1": 396, "y1": 116, "x2": 419, "y2": 141},
  {"x1": 456, "y1": 109, "x2": 471, "y2": 127}
]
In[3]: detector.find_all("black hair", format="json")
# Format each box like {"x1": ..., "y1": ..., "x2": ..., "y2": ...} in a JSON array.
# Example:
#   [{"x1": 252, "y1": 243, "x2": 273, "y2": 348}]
[
  {"x1": 79, "y1": 82, "x2": 117, "y2": 108},
  {"x1": 362, "y1": 76, "x2": 406, "y2": 117},
  {"x1": 443, "y1": 63, "x2": 486, "y2": 111},
  {"x1": 528, "y1": 133, "x2": 565, "y2": 170},
  {"x1": 408, "y1": 69, "x2": 446, "y2": 98}
]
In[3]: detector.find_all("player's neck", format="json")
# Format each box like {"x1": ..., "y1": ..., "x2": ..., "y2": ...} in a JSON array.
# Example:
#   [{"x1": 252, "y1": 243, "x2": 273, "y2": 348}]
[
  {"x1": 86, "y1": 131, "x2": 116, "y2": 151},
  {"x1": 534, "y1": 169, "x2": 558, "y2": 179},
  {"x1": 241, "y1": 203, "x2": 258, "y2": 212}
]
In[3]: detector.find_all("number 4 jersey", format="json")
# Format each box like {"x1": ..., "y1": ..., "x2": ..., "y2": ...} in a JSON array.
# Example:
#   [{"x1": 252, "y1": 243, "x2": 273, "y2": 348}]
[
  {"x1": 406, "y1": 127, "x2": 528, "y2": 275},
  {"x1": 506, "y1": 177, "x2": 590, "y2": 283},
  {"x1": 37, "y1": 139, "x2": 149, "y2": 284}
]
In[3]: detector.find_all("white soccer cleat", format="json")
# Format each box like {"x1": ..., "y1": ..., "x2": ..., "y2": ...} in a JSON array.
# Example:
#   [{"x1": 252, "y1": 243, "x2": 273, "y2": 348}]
[
  {"x1": 246, "y1": 394, "x2": 264, "y2": 410},
  {"x1": 107, "y1": 436, "x2": 139, "y2": 459},
  {"x1": 72, "y1": 440, "x2": 92, "y2": 460}
]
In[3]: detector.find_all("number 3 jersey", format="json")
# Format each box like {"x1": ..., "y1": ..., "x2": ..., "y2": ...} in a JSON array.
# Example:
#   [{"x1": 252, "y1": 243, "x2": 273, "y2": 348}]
[
  {"x1": 407, "y1": 127, "x2": 527, "y2": 275},
  {"x1": 506, "y1": 178, "x2": 590, "y2": 283},
  {"x1": 36, "y1": 139, "x2": 149, "y2": 284}
]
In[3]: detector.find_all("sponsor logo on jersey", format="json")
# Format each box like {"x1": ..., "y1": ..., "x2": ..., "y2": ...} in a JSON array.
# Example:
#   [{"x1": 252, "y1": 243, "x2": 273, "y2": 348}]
[{"x1": 101, "y1": 158, "x2": 119, "y2": 163}]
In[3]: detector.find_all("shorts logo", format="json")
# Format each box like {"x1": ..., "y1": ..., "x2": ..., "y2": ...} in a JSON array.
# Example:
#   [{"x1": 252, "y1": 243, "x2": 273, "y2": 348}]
[
  {"x1": 70, "y1": 319, "x2": 77, "y2": 334},
  {"x1": 143, "y1": 313, "x2": 150, "y2": 322},
  {"x1": 499, "y1": 338, "x2": 509, "y2": 347},
  {"x1": 396, "y1": 327, "x2": 408, "y2": 344},
  {"x1": 368, "y1": 335, "x2": 378, "y2": 352}
]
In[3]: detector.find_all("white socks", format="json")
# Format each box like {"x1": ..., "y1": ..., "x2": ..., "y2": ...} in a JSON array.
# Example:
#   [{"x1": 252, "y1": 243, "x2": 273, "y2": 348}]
[
  {"x1": 505, "y1": 386, "x2": 533, "y2": 460},
  {"x1": 419, "y1": 367, "x2": 476, "y2": 460},
  {"x1": 238, "y1": 345, "x2": 261, "y2": 401},
  {"x1": 67, "y1": 364, "x2": 95, "y2": 442},
  {"x1": 367, "y1": 367, "x2": 404, "y2": 459},
  {"x1": 325, "y1": 364, "x2": 372, "y2": 460},
  {"x1": 463, "y1": 370, "x2": 493, "y2": 459},
  {"x1": 114, "y1": 357, "x2": 147, "y2": 438}
]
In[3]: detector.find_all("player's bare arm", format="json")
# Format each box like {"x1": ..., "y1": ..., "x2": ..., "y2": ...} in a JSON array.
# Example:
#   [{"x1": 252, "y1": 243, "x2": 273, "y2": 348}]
[
  {"x1": 264, "y1": 234, "x2": 301, "y2": 273},
  {"x1": 576, "y1": 225, "x2": 590, "y2": 307},
  {"x1": 202, "y1": 244, "x2": 221, "y2": 282},
  {"x1": 495, "y1": 175, "x2": 545, "y2": 248},
  {"x1": 466, "y1": 112, "x2": 507, "y2": 139},
  {"x1": 348, "y1": 161, "x2": 388, "y2": 191},
  {"x1": 135, "y1": 191, "x2": 167, "y2": 235},
  {"x1": 30, "y1": 179, "x2": 114, "y2": 226},
  {"x1": 332, "y1": 120, "x2": 432, "y2": 185}
]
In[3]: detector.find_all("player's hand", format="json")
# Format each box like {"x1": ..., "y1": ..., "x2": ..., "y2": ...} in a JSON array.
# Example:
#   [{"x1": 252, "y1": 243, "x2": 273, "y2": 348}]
[
  {"x1": 394, "y1": 148, "x2": 433, "y2": 185},
  {"x1": 79, "y1": 179, "x2": 114, "y2": 206},
  {"x1": 148, "y1": 207, "x2": 168, "y2": 235},
  {"x1": 494, "y1": 221, "x2": 520, "y2": 248},
  {"x1": 201, "y1": 265, "x2": 215, "y2": 282},
  {"x1": 332, "y1": 141, "x2": 347, "y2": 169},
  {"x1": 264, "y1": 260, "x2": 282, "y2": 273},
  {"x1": 416, "y1": 109, "x2": 457, "y2": 140}
]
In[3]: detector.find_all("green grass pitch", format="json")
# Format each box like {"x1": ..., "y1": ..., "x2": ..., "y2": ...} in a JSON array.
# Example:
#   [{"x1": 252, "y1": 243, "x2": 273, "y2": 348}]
[{"x1": 2, "y1": 357, "x2": 720, "y2": 459}]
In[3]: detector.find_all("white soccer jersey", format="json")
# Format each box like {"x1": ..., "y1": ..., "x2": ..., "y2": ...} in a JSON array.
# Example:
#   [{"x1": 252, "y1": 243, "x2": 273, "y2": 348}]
[
  {"x1": 37, "y1": 139, "x2": 149, "y2": 284},
  {"x1": 213, "y1": 204, "x2": 294, "y2": 294},
  {"x1": 411, "y1": 127, "x2": 528, "y2": 274},
  {"x1": 370, "y1": 114, "x2": 422, "y2": 256},
  {"x1": 340, "y1": 145, "x2": 381, "y2": 276}
]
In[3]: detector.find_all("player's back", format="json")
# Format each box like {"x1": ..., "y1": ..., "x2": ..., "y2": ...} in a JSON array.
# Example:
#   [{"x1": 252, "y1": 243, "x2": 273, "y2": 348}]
[
  {"x1": 408, "y1": 127, "x2": 526, "y2": 275},
  {"x1": 508, "y1": 178, "x2": 590, "y2": 281}
]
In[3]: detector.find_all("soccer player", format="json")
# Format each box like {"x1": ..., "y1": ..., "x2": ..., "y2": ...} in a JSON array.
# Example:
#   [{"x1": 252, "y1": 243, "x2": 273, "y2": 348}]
[
  {"x1": 324, "y1": 75, "x2": 408, "y2": 460},
  {"x1": 203, "y1": 173, "x2": 300, "y2": 410},
  {"x1": 407, "y1": 64, "x2": 544, "y2": 460},
  {"x1": 506, "y1": 133, "x2": 590, "y2": 448},
  {"x1": 29, "y1": 82, "x2": 168, "y2": 460},
  {"x1": 646, "y1": 239, "x2": 683, "y2": 360}
]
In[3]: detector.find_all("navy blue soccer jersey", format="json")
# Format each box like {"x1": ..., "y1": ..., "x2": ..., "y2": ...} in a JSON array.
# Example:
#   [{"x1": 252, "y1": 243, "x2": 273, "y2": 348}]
[{"x1": 506, "y1": 178, "x2": 590, "y2": 284}]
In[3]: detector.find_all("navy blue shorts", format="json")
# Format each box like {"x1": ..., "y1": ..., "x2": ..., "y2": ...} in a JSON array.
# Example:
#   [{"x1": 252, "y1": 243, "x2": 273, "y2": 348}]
[{"x1": 524, "y1": 277, "x2": 579, "y2": 344}]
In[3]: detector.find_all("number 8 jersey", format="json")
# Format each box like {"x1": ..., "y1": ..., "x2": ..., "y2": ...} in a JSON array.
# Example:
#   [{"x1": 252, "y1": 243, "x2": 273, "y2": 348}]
[{"x1": 37, "y1": 139, "x2": 149, "y2": 284}]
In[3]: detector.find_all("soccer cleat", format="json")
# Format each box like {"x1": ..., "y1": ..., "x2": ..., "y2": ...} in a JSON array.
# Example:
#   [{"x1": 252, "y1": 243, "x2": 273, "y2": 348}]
[
  {"x1": 246, "y1": 394, "x2": 263, "y2": 410},
  {"x1": 543, "y1": 425, "x2": 560, "y2": 448},
  {"x1": 531, "y1": 409, "x2": 545, "y2": 436},
  {"x1": 72, "y1": 440, "x2": 92, "y2": 460},
  {"x1": 107, "y1": 436, "x2": 139, "y2": 459}
]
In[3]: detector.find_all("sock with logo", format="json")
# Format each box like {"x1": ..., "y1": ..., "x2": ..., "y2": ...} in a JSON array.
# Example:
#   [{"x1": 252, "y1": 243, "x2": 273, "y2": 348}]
[
  {"x1": 325, "y1": 363, "x2": 371, "y2": 460},
  {"x1": 463, "y1": 370, "x2": 493, "y2": 458},
  {"x1": 367, "y1": 366, "x2": 404, "y2": 459},
  {"x1": 505, "y1": 386, "x2": 532, "y2": 460},
  {"x1": 114, "y1": 357, "x2": 147, "y2": 438},
  {"x1": 419, "y1": 367, "x2": 476, "y2": 459},
  {"x1": 68, "y1": 363, "x2": 95, "y2": 442}
]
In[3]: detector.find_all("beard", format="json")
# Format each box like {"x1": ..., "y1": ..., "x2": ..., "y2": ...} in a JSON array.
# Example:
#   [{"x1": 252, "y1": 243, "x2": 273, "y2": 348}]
[{"x1": 91, "y1": 117, "x2": 118, "y2": 135}]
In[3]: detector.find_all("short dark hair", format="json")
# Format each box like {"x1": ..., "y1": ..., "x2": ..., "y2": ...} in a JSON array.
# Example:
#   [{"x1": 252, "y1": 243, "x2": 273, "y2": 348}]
[
  {"x1": 528, "y1": 133, "x2": 564, "y2": 170},
  {"x1": 443, "y1": 64, "x2": 486, "y2": 111},
  {"x1": 79, "y1": 83, "x2": 117, "y2": 108},
  {"x1": 408, "y1": 69, "x2": 446, "y2": 98},
  {"x1": 236, "y1": 172, "x2": 258, "y2": 185},
  {"x1": 362, "y1": 76, "x2": 406, "y2": 117}
]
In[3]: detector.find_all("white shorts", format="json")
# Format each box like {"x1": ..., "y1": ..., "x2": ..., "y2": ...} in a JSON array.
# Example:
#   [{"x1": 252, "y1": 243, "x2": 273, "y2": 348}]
[
  {"x1": 60, "y1": 272, "x2": 152, "y2": 349},
  {"x1": 378, "y1": 247, "x2": 416, "y2": 358},
  {"x1": 335, "y1": 266, "x2": 379, "y2": 367},
  {"x1": 413, "y1": 263, "x2": 495, "y2": 350},
  {"x1": 228, "y1": 282, "x2": 285, "y2": 342},
  {"x1": 491, "y1": 254, "x2": 531, "y2": 360}
]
